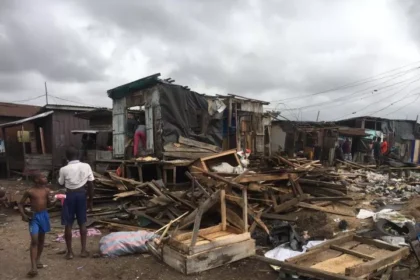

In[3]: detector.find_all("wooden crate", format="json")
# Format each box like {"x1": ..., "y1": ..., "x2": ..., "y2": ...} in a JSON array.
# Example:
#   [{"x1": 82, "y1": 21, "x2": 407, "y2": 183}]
[
  {"x1": 163, "y1": 224, "x2": 255, "y2": 274},
  {"x1": 276, "y1": 234, "x2": 410, "y2": 279}
]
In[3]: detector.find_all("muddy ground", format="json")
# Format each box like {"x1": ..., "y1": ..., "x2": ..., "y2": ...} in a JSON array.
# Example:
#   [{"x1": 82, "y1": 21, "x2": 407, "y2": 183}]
[{"x1": 0, "y1": 209, "x2": 277, "y2": 280}]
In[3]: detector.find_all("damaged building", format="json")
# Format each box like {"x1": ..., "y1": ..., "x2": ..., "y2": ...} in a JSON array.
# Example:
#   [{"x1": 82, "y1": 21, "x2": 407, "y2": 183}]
[
  {"x1": 336, "y1": 116, "x2": 420, "y2": 163},
  {"x1": 107, "y1": 73, "x2": 271, "y2": 160}
]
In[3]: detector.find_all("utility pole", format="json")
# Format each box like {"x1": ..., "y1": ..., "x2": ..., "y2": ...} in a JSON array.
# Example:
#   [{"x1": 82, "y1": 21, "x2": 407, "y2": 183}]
[
  {"x1": 44, "y1": 82, "x2": 48, "y2": 105},
  {"x1": 316, "y1": 111, "x2": 320, "y2": 122}
]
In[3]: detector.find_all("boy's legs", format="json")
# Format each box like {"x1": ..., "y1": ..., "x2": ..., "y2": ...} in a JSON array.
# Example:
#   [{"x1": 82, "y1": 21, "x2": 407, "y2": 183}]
[
  {"x1": 62, "y1": 192, "x2": 75, "y2": 259},
  {"x1": 29, "y1": 234, "x2": 39, "y2": 276},
  {"x1": 75, "y1": 191, "x2": 89, "y2": 257},
  {"x1": 64, "y1": 225, "x2": 74, "y2": 259},
  {"x1": 36, "y1": 233, "x2": 45, "y2": 267}
]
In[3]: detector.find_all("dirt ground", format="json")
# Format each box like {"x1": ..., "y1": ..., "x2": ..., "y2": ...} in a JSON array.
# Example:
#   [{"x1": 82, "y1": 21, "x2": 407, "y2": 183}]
[{"x1": 0, "y1": 209, "x2": 278, "y2": 280}]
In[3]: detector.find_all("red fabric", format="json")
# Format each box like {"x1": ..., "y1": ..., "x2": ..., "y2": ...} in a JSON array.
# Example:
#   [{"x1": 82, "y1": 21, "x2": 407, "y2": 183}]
[
  {"x1": 381, "y1": 141, "x2": 388, "y2": 154},
  {"x1": 133, "y1": 131, "x2": 147, "y2": 156}
]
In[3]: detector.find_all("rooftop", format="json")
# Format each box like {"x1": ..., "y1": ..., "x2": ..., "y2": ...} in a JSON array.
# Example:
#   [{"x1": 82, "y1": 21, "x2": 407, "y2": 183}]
[
  {"x1": 0, "y1": 102, "x2": 41, "y2": 118},
  {"x1": 43, "y1": 104, "x2": 100, "y2": 112}
]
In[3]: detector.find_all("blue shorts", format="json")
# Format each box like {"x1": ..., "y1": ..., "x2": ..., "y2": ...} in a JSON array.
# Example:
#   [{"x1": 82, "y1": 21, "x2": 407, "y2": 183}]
[
  {"x1": 29, "y1": 210, "x2": 51, "y2": 235},
  {"x1": 61, "y1": 191, "x2": 87, "y2": 226}
]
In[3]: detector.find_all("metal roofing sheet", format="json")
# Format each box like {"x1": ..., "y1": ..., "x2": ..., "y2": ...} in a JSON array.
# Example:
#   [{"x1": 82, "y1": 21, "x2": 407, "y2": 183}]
[
  {"x1": 0, "y1": 102, "x2": 41, "y2": 118},
  {"x1": 0, "y1": 111, "x2": 53, "y2": 128}
]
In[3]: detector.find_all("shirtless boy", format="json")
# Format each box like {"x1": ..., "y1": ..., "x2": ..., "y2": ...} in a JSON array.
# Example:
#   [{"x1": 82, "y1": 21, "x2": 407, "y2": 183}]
[{"x1": 18, "y1": 173, "x2": 52, "y2": 277}]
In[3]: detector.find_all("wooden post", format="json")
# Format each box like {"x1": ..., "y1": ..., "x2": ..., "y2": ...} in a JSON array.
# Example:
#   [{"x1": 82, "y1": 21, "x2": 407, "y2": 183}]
[
  {"x1": 21, "y1": 125, "x2": 27, "y2": 180},
  {"x1": 2, "y1": 127, "x2": 10, "y2": 178},
  {"x1": 220, "y1": 189, "x2": 226, "y2": 231},
  {"x1": 39, "y1": 127, "x2": 46, "y2": 154},
  {"x1": 242, "y1": 188, "x2": 248, "y2": 233}
]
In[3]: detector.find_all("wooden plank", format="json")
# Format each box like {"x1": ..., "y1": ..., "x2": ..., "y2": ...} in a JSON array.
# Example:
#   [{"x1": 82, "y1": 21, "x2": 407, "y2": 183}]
[
  {"x1": 307, "y1": 197, "x2": 353, "y2": 202},
  {"x1": 178, "y1": 136, "x2": 221, "y2": 153},
  {"x1": 252, "y1": 255, "x2": 360, "y2": 280},
  {"x1": 305, "y1": 234, "x2": 355, "y2": 252},
  {"x1": 185, "y1": 239, "x2": 255, "y2": 274},
  {"x1": 274, "y1": 194, "x2": 309, "y2": 213},
  {"x1": 190, "y1": 207, "x2": 204, "y2": 250},
  {"x1": 220, "y1": 189, "x2": 227, "y2": 231},
  {"x1": 174, "y1": 224, "x2": 222, "y2": 242},
  {"x1": 238, "y1": 173, "x2": 289, "y2": 183},
  {"x1": 190, "y1": 233, "x2": 251, "y2": 255},
  {"x1": 242, "y1": 188, "x2": 248, "y2": 233},
  {"x1": 345, "y1": 247, "x2": 410, "y2": 277},
  {"x1": 297, "y1": 202, "x2": 355, "y2": 217},
  {"x1": 299, "y1": 178, "x2": 347, "y2": 191},
  {"x1": 132, "y1": 211, "x2": 166, "y2": 227},
  {"x1": 191, "y1": 167, "x2": 245, "y2": 190},
  {"x1": 260, "y1": 212, "x2": 298, "y2": 222},
  {"x1": 179, "y1": 190, "x2": 221, "y2": 229},
  {"x1": 163, "y1": 151, "x2": 214, "y2": 160},
  {"x1": 185, "y1": 171, "x2": 210, "y2": 197},
  {"x1": 330, "y1": 245, "x2": 375, "y2": 260},
  {"x1": 353, "y1": 236, "x2": 400, "y2": 251},
  {"x1": 278, "y1": 156, "x2": 298, "y2": 168}
]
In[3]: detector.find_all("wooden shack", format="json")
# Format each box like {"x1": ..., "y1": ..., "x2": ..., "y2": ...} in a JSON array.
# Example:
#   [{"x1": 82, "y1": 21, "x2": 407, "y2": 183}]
[{"x1": 0, "y1": 105, "x2": 95, "y2": 178}]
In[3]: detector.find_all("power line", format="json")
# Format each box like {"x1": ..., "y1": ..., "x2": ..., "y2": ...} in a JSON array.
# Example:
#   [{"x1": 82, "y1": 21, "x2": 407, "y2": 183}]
[
  {"x1": 334, "y1": 77, "x2": 420, "y2": 120},
  {"x1": 271, "y1": 61, "x2": 420, "y2": 103},
  {"x1": 278, "y1": 72, "x2": 420, "y2": 112},
  {"x1": 383, "y1": 94, "x2": 420, "y2": 117},
  {"x1": 48, "y1": 94, "x2": 95, "y2": 107},
  {"x1": 367, "y1": 92, "x2": 420, "y2": 116},
  {"x1": 8, "y1": 94, "x2": 45, "y2": 103}
]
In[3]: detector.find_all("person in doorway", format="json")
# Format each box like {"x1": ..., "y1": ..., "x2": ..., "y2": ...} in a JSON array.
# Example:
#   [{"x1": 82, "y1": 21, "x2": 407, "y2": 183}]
[
  {"x1": 18, "y1": 173, "x2": 52, "y2": 277},
  {"x1": 381, "y1": 137, "x2": 389, "y2": 156},
  {"x1": 342, "y1": 138, "x2": 352, "y2": 161},
  {"x1": 373, "y1": 137, "x2": 381, "y2": 166},
  {"x1": 126, "y1": 113, "x2": 138, "y2": 139},
  {"x1": 58, "y1": 147, "x2": 95, "y2": 260},
  {"x1": 133, "y1": 124, "x2": 147, "y2": 157}
]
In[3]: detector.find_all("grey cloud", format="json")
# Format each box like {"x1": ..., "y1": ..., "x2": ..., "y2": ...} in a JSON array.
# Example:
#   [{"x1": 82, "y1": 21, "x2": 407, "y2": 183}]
[{"x1": 0, "y1": 1, "x2": 107, "y2": 84}]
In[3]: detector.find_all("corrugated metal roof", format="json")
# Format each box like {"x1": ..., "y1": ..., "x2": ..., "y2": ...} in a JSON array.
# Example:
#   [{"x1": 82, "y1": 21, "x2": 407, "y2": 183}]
[
  {"x1": 0, "y1": 102, "x2": 41, "y2": 118},
  {"x1": 43, "y1": 104, "x2": 98, "y2": 112},
  {"x1": 0, "y1": 111, "x2": 54, "y2": 128},
  {"x1": 75, "y1": 108, "x2": 112, "y2": 120},
  {"x1": 107, "y1": 73, "x2": 161, "y2": 99}
]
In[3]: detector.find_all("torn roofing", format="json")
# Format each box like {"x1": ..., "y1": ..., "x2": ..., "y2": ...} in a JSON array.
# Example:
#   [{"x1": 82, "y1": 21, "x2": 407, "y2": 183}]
[
  {"x1": 0, "y1": 102, "x2": 41, "y2": 118},
  {"x1": 107, "y1": 73, "x2": 161, "y2": 99}
]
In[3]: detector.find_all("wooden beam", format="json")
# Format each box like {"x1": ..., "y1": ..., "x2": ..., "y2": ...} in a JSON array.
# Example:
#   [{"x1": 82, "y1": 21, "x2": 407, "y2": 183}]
[
  {"x1": 242, "y1": 188, "x2": 248, "y2": 233},
  {"x1": 260, "y1": 212, "x2": 298, "y2": 222},
  {"x1": 191, "y1": 166, "x2": 245, "y2": 190},
  {"x1": 189, "y1": 207, "x2": 204, "y2": 250},
  {"x1": 330, "y1": 245, "x2": 375, "y2": 260},
  {"x1": 306, "y1": 196, "x2": 353, "y2": 202},
  {"x1": 274, "y1": 194, "x2": 309, "y2": 213},
  {"x1": 178, "y1": 136, "x2": 221, "y2": 153},
  {"x1": 345, "y1": 247, "x2": 410, "y2": 277},
  {"x1": 185, "y1": 171, "x2": 210, "y2": 197},
  {"x1": 299, "y1": 178, "x2": 347, "y2": 191},
  {"x1": 277, "y1": 156, "x2": 298, "y2": 168},
  {"x1": 179, "y1": 190, "x2": 221, "y2": 229},
  {"x1": 297, "y1": 202, "x2": 355, "y2": 217},
  {"x1": 220, "y1": 189, "x2": 227, "y2": 231},
  {"x1": 238, "y1": 173, "x2": 289, "y2": 183},
  {"x1": 252, "y1": 255, "x2": 360, "y2": 280},
  {"x1": 352, "y1": 236, "x2": 400, "y2": 251}
]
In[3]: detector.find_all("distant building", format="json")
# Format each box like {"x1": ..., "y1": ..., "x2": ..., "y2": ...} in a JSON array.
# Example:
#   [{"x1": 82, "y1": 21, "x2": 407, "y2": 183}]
[{"x1": 0, "y1": 104, "x2": 103, "y2": 178}]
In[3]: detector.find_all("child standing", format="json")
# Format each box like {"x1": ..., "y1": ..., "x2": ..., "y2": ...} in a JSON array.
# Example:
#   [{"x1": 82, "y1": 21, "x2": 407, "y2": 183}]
[{"x1": 18, "y1": 173, "x2": 52, "y2": 277}]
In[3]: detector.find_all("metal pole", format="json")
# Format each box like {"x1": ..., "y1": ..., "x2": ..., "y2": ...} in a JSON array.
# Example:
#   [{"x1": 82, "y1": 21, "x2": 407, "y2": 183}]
[
  {"x1": 316, "y1": 111, "x2": 320, "y2": 122},
  {"x1": 44, "y1": 82, "x2": 48, "y2": 105}
]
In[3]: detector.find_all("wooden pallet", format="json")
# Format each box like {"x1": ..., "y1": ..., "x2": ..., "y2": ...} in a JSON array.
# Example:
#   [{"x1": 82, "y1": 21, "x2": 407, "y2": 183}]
[
  {"x1": 256, "y1": 234, "x2": 410, "y2": 279},
  {"x1": 163, "y1": 224, "x2": 255, "y2": 274}
]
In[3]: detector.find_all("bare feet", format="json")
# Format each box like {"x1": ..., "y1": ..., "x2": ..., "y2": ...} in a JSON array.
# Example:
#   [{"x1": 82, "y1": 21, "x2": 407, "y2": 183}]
[
  {"x1": 65, "y1": 252, "x2": 74, "y2": 260},
  {"x1": 80, "y1": 251, "x2": 90, "y2": 258},
  {"x1": 36, "y1": 263, "x2": 46, "y2": 269},
  {"x1": 27, "y1": 270, "x2": 38, "y2": 278}
]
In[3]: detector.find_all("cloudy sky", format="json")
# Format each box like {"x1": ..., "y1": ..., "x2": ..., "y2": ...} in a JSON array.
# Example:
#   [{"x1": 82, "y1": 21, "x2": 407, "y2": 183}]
[{"x1": 1, "y1": 0, "x2": 420, "y2": 121}]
